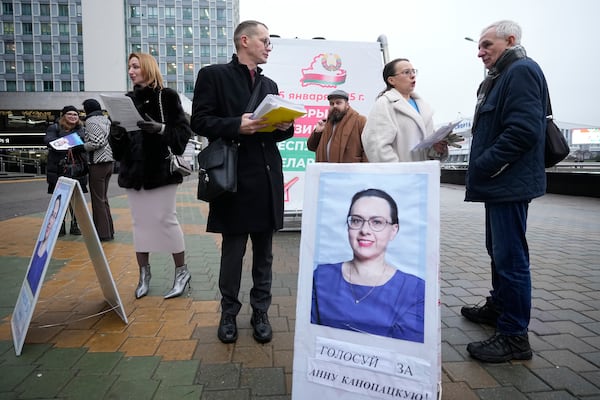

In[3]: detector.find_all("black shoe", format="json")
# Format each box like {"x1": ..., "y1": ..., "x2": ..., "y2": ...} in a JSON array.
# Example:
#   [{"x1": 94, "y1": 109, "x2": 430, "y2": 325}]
[
  {"x1": 251, "y1": 310, "x2": 272, "y2": 343},
  {"x1": 217, "y1": 314, "x2": 238, "y2": 343},
  {"x1": 467, "y1": 333, "x2": 532, "y2": 363},
  {"x1": 461, "y1": 296, "x2": 500, "y2": 326},
  {"x1": 59, "y1": 221, "x2": 66, "y2": 237},
  {"x1": 70, "y1": 222, "x2": 81, "y2": 235}
]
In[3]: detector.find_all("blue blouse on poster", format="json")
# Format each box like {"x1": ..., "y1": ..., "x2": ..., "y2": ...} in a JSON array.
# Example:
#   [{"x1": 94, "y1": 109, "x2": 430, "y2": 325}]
[{"x1": 312, "y1": 262, "x2": 425, "y2": 342}]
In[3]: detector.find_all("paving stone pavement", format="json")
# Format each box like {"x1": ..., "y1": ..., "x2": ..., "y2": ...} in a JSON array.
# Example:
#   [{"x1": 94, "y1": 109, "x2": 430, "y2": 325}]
[{"x1": 0, "y1": 178, "x2": 598, "y2": 399}]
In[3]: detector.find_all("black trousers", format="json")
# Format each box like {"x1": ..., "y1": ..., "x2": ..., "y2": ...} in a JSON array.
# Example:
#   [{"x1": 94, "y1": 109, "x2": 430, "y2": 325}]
[
  {"x1": 88, "y1": 162, "x2": 114, "y2": 240},
  {"x1": 219, "y1": 231, "x2": 273, "y2": 316}
]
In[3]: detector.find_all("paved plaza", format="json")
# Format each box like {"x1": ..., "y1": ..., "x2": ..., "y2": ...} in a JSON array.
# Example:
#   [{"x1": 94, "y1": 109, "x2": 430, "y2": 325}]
[{"x1": 0, "y1": 178, "x2": 598, "y2": 399}]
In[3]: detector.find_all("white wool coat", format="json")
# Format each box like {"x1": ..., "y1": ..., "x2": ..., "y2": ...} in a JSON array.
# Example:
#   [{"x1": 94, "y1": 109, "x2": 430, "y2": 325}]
[{"x1": 361, "y1": 88, "x2": 434, "y2": 162}]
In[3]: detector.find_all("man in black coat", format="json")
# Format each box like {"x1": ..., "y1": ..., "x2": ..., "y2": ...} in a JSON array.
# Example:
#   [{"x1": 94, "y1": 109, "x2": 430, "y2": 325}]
[{"x1": 191, "y1": 20, "x2": 294, "y2": 344}]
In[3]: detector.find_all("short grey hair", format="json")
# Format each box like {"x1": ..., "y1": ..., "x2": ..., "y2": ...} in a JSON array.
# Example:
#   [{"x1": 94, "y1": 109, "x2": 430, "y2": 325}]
[{"x1": 482, "y1": 20, "x2": 522, "y2": 45}]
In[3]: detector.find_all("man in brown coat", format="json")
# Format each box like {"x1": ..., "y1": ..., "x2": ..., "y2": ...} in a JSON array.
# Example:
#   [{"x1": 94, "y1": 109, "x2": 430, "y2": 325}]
[{"x1": 307, "y1": 90, "x2": 368, "y2": 162}]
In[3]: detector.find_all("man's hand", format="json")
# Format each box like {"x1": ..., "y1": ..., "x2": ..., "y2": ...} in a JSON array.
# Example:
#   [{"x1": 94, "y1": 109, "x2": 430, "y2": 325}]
[
  {"x1": 314, "y1": 119, "x2": 326, "y2": 133},
  {"x1": 137, "y1": 114, "x2": 165, "y2": 134},
  {"x1": 239, "y1": 113, "x2": 269, "y2": 135},
  {"x1": 110, "y1": 120, "x2": 126, "y2": 138}
]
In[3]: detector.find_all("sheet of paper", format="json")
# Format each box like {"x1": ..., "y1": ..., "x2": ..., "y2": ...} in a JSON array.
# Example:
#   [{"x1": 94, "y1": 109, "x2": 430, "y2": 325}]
[
  {"x1": 100, "y1": 94, "x2": 144, "y2": 132},
  {"x1": 412, "y1": 119, "x2": 463, "y2": 151},
  {"x1": 49, "y1": 133, "x2": 84, "y2": 150},
  {"x1": 251, "y1": 94, "x2": 306, "y2": 132}
]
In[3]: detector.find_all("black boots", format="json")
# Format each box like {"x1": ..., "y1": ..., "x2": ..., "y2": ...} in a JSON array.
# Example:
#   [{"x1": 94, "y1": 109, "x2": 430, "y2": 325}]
[{"x1": 70, "y1": 218, "x2": 81, "y2": 235}]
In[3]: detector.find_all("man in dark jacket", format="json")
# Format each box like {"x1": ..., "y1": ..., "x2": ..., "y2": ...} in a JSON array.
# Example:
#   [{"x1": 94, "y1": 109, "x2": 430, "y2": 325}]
[
  {"x1": 191, "y1": 20, "x2": 294, "y2": 344},
  {"x1": 461, "y1": 20, "x2": 547, "y2": 362}
]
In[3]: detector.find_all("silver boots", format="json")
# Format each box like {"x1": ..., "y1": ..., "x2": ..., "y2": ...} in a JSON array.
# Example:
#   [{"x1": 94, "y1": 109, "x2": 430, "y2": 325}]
[
  {"x1": 164, "y1": 264, "x2": 191, "y2": 299},
  {"x1": 135, "y1": 265, "x2": 151, "y2": 299}
]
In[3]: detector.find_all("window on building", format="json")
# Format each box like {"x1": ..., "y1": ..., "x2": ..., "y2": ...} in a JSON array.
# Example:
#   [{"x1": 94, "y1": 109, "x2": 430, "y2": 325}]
[
  {"x1": 6, "y1": 81, "x2": 16, "y2": 91},
  {"x1": 4, "y1": 22, "x2": 14, "y2": 35},
  {"x1": 148, "y1": 25, "x2": 158, "y2": 37},
  {"x1": 62, "y1": 81, "x2": 71, "y2": 91},
  {"x1": 184, "y1": 81, "x2": 194, "y2": 93},
  {"x1": 167, "y1": 45, "x2": 176, "y2": 56},
  {"x1": 199, "y1": 8, "x2": 209, "y2": 20},
  {"x1": 200, "y1": 26, "x2": 210, "y2": 38},
  {"x1": 23, "y1": 42, "x2": 34, "y2": 54},
  {"x1": 167, "y1": 81, "x2": 177, "y2": 90},
  {"x1": 6, "y1": 60, "x2": 15, "y2": 72},
  {"x1": 148, "y1": 44, "x2": 158, "y2": 56},
  {"x1": 43, "y1": 81, "x2": 54, "y2": 91},
  {"x1": 23, "y1": 61, "x2": 34, "y2": 73},
  {"x1": 217, "y1": 27, "x2": 227, "y2": 39},
  {"x1": 42, "y1": 62, "x2": 52, "y2": 73},
  {"x1": 130, "y1": 5, "x2": 141, "y2": 17},
  {"x1": 183, "y1": 45, "x2": 193, "y2": 57},
  {"x1": 200, "y1": 45, "x2": 210, "y2": 57},
  {"x1": 22, "y1": 22, "x2": 33, "y2": 35},
  {"x1": 41, "y1": 23, "x2": 51, "y2": 35},
  {"x1": 166, "y1": 25, "x2": 175, "y2": 38},
  {"x1": 131, "y1": 43, "x2": 141, "y2": 53},
  {"x1": 41, "y1": 42, "x2": 52, "y2": 54},
  {"x1": 22, "y1": 3, "x2": 32, "y2": 15},
  {"x1": 183, "y1": 25, "x2": 193, "y2": 38},
  {"x1": 217, "y1": 45, "x2": 228, "y2": 57},
  {"x1": 182, "y1": 7, "x2": 192, "y2": 19},
  {"x1": 217, "y1": 8, "x2": 226, "y2": 20},
  {"x1": 60, "y1": 43, "x2": 70, "y2": 55},
  {"x1": 167, "y1": 63, "x2": 177, "y2": 74},
  {"x1": 165, "y1": 7, "x2": 175, "y2": 18},
  {"x1": 2, "y1": 2, "x2": 13, "y2": 15},
  {"x1": 4, "y1": 41, "x2": 15, "y2": 54},
  {"x1": 59, "y1": 24, "x2": 69, "y2": 36},
  {"x1": 79, "y1": 81, "x2": 85, "y2": 91},
  {"x1": 40, "y1": 4, "x2": 50, "y2": 16},
  {"x1": 184, "y1": 63, "x2": 194, "y2": 75},
  {"x1": 77, "y1": 23, "x2": 82, "y2": 35},
  {"x1": 131, "y1": 25, "x2": 141, "y2": 37},
  {"x1": 147, "y1": 6, "x2": 158, "y2": 18},
  {"x1": 61, "y1": 62, "x2": 71, "y2": 74},
  {"x1": 58, "y1": 4, "x2": 69, "y2": 17},
  {"x1": 79, "y1": 62, "x2": 83, "y2": 73},
  {"x1": 25, "y1": 81, "x2": 35, "y2": 91}
]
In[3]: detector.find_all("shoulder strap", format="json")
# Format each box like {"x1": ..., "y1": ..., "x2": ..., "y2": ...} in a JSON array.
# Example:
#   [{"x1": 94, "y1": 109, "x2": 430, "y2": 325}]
[{"x1": 245, "y1": 79, "x2": 263, "y2": 113}]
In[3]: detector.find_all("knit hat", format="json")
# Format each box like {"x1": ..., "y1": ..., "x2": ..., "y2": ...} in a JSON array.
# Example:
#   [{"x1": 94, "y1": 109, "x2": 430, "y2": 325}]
[
  {"x1": 61, "y1": 105, "x2": 78, "y2": 116},
  {"x1": 327, "y1": 89, "x2": 349, "y2": 101},
  {"x1": 83, "y1": 99, "x2": 102, "y2": 114}
]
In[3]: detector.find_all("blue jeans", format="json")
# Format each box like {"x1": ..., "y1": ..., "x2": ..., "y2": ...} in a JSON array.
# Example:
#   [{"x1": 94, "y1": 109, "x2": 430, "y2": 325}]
[{"x1": 485, "y1": 201, "x2": 531, "y2": 336}]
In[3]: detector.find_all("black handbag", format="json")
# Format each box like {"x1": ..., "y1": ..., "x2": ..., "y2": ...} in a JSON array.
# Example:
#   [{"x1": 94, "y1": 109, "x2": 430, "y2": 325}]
[
  {"x1": 197, "y1": 138, "x2": 238, "y2": 202},
  {"x1": 59, "y1": 148, "x2": 88, "y2": 178},
  {"x1": 196, "y1": 79, "x2": 263, "y2": 202},
  {"x1": 544, "y1": 95, "x2": 570, "y2": 168}
]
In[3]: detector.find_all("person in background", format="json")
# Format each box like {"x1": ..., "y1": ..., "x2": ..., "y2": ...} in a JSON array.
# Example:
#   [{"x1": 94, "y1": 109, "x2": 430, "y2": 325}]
[
  {"x1": 361, "y1": 58, "x2": 447, "y2": 162},
  {"x1": 461, "y1": 20, "x2": 547, "y2": 363},
  {"x1": 76, "y1": 98, "x2": 115, "y2": 242},
  {"x1": 307, "y1": 89, "x2": 368, "y2": 162},
  {"x1": 191, "y1": 20, "x2": 294, "y2": 344},
  {"x1": 312, "y1": 188, "x2": 425, "y2": 342},
  {"x1": 109, "y1": 52, "x2": 192, "y2": 299},
  {"x1": 44, "y1": 105, "x2": 87, "y2": 235}
]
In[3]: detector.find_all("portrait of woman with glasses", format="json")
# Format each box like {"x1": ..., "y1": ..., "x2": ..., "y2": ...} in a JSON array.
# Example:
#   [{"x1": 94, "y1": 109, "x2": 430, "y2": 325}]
[{"x1": 311, "y1": 188, "x2": 425, "y2": 342}]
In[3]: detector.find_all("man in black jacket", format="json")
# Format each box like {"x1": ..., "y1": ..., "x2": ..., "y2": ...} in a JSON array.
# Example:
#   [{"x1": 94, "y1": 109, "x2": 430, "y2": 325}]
[{"x1": 191, "y1": 20, "x2": 294, "y2": 344}]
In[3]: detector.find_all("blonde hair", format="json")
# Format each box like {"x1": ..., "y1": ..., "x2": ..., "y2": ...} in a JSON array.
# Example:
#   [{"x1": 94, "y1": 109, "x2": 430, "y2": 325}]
[{"x1": 129, "y1": 52, "x2": 164, "y2": 89}]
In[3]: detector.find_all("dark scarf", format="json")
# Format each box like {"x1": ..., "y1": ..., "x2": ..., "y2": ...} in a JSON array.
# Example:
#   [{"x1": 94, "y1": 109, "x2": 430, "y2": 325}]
[{"x1": 472, "y1": 45, "x2": 527, "y2": 130}]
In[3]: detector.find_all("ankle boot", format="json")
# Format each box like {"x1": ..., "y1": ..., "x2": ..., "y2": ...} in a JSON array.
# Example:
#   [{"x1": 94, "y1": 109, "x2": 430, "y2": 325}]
[
  {"x1": 59, "y1": 220, "x2": 66, "y2": 237},
  {"x1": 164, "y1": 264, "x2": 191, "y2": 299},
  {"x1": 135, "y1": 265, "x2": 151, "y2": 299},
  {"x1": 70, "y1": 218, "x2": 81, "y2": 235}
]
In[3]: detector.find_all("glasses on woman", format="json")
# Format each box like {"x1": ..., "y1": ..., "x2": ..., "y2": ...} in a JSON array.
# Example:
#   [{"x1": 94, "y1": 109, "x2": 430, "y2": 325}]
[
  {"x1": 347, "y1": 215, "x2": 392, "y2": 232},
  {"x1": 394, "y1": 69, "x2": 418, "y2": 77},
  {"x1": 65, "y1": 112, "x2": 79, "y2": 117}
]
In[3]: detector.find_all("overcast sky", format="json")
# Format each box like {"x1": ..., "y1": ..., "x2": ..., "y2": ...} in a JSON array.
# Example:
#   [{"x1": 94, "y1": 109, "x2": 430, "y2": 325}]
[{"x1": 240, "y1": 0, "x2": 600, "y2": 127}]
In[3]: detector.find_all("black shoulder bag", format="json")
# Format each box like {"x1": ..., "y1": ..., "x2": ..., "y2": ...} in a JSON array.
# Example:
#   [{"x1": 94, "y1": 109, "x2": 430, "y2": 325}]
[
  {"x1": 545, "y1": 95, "x2": 570, "y2": 168},
  {"x1": 197, "y1": 80, "x2": 263, "y2": 202}
]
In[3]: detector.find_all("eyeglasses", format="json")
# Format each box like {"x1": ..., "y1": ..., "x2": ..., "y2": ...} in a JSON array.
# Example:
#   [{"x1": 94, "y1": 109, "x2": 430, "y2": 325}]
[
  {"x1": 347, "y1": 215, "x2": 393, "y2": 232},
  {"x1": 260, "y1": 38, "x2": 273, "y2": 50},
  {"x1": 393, "y1": 69, "x2": 418, "y2": 77},
  {"x1": 65, "y1": 112, "x2": 79, "y2": 117}
]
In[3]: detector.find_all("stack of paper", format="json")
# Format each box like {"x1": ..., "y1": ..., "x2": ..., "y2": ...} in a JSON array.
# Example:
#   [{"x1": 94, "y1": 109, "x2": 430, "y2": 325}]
[
  {"x1": 49, "y1": 133, "x2": 84, "y2": 150},
  {"x1": 412, "y1": 119, "x2": 464, "y2": 151},
  {"x1": 100, "y1": 94, "x2": 144, "y2": 132},
  {"x1": 251, "y1": 95, "x2": 306, "y2": 132}
]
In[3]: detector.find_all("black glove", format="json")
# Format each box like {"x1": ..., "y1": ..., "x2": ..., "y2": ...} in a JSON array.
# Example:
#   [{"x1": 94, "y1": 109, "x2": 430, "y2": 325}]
[
  {"x1": 71, "y1": 144, "x2": 86, "y2": 154},
  {"x1": 109, "y1": 120, "x2": 126, "y2": 138},
  {"x1": 137, "y1": 114, "x2": 164, "y2": 134}
]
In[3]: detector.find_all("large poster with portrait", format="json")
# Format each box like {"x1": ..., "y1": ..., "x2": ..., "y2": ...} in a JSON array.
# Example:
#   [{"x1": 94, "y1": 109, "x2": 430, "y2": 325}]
[
  {"x1": 11, "y1": 177, "x2": 127, "y2": 356},
  {"x1": 293, "y1": 162, "x2": 441, "y2": 399}
]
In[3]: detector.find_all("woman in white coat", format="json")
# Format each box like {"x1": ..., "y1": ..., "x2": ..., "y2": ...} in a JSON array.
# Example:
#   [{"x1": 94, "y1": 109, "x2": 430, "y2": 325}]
[{"x1": 362, "y1": 58, "x2": 447, "y2": 162}]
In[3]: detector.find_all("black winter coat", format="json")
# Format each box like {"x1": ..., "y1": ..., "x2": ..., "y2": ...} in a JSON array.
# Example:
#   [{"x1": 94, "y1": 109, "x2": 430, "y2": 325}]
[
  {"x1": 191, "y1": 55, "x2": 294, "y2": 234},
  {"x1": 109, "y1": 86, "x2": 192, "y2": 190},
  {"x1": 44, "y1": 122, "x2": 88, "y2": 194}
]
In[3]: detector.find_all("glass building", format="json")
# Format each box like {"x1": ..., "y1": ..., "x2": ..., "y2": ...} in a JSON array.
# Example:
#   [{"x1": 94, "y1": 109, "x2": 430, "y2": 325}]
[{"x1": 0, "y1": 0, "x2": 239, "y2": 96}]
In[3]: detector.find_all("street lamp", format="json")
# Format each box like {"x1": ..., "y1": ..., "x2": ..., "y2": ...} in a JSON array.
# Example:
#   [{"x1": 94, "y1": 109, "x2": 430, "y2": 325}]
[{"x1": 464, "y1": 37, "x2": 487, "y2": 80}]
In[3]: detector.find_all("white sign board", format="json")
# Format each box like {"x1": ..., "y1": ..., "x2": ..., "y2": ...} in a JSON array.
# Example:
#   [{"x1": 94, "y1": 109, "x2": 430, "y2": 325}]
[
  {"x1": 293, "y1": 162, "x2": 441, "y2": 399},
  {"x1": 11, "y1": 177, "x2": 127, "y2": 356},
  {"x1": 261, "y1": 38, "x2": 384, "y2": 215}
]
